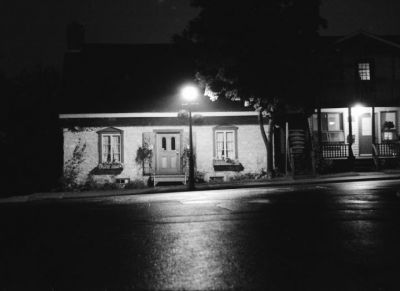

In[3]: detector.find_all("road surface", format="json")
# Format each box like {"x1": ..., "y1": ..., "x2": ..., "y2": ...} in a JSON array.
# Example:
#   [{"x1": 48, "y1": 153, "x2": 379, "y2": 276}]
[{"x1": 1, "y1": 179, "x2": 400, "y2": 290}]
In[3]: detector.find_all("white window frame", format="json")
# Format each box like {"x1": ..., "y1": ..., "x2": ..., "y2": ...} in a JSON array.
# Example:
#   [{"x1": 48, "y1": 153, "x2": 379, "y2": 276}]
[
  {"x1": 381, "y1": 111, "x2": 398, "y2": 142},
  {"x1": 101, "y1": 134, "x2": 122, "y2": 163},
  {"x1": 312, "y1": 112, "x2": 345, "y2": 143},
  {"x1": 97, "y1": 127, "x2": 124, "y2": 164},
  {"x1": 214, "y1": 129, "x2": 236, "y2": 160}
]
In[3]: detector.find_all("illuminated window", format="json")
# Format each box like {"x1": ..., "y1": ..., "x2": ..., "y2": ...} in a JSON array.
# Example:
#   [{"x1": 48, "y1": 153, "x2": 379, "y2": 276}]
[
  {"x1": 214, "y1": 126, "x2": 238, "y2": 160},
  {"x1": 313, "y1": 113, "x2": 344, "y2": 142},
  {"x1": 381, "y1": 111, "x2": 397, "y2": 141},
  {"x1": 358, "y1": 62, "x2": 371, "y2": 80},
  {"x1": 98, "y1": 127, "x2": 123, "y2": 163}
]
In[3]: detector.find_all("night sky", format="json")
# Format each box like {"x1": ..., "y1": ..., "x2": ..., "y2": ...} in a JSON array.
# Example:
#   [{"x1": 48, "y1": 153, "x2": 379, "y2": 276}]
[{"x1": 1, "y1": 0, "x2": 400, "y2": 76}]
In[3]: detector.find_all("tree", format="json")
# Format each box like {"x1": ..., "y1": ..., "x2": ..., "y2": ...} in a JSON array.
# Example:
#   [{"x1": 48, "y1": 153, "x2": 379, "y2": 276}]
[{"x1": 175, "y1": 0, "x2": 326, "y2": 176}]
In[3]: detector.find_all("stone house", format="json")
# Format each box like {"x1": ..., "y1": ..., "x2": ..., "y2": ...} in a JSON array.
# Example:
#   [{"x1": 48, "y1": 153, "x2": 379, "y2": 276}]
[{"x1": 60, "y1": 108, "x2": 270, "y2": 186}]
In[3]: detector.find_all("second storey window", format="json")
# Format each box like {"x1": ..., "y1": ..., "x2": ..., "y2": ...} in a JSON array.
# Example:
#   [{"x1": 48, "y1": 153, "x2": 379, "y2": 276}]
[
  {"x1": 358, "y1": 62, "x2": 371, "y2": 80},
  {"x1": 214, "y1": 126, "x2": 238, "y2": 160}
]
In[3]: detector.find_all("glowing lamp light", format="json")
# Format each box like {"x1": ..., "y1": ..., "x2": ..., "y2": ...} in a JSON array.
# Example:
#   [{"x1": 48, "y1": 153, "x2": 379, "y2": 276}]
[
  {"x1": 181, "y1": 85, "x2": 199, "y2": 102},
  {"x1": 352, "y1": 103, "x2": 366, "y2": 117}
]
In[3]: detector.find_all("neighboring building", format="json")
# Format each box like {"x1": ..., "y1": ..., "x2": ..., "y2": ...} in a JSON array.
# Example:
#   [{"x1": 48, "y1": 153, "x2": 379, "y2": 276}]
[{"x1": 307, "y1": 31, "x2": 400, "y2": 169}]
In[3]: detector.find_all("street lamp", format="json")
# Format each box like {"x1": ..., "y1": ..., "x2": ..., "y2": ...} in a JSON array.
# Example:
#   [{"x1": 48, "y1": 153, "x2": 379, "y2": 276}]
[{"x1": 180, "y1": 84, "x2": 200, "y2": 190}]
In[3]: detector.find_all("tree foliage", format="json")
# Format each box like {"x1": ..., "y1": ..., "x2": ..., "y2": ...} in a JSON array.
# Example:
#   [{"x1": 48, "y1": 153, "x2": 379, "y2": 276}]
[{"x1": 175, "y1": 0, "x2": 326, "y2": 118}]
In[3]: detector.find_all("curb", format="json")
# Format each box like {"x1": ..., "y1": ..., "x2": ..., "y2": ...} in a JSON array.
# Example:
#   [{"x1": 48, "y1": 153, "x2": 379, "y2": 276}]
[{"x1": 1, "y1": 173, "x2": 400, "y2": 204}]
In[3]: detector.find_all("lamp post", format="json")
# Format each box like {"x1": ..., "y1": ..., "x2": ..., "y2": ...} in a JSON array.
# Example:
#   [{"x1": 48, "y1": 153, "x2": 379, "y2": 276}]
[{"x1": 181, "y1": 85, "x2": 199, "y2": 190}]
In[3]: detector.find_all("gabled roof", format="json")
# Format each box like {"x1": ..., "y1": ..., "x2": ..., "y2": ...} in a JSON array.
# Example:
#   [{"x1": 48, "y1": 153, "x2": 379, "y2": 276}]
[{"x1": 333, "y1": 30, "x2": 400, "y2": 49}]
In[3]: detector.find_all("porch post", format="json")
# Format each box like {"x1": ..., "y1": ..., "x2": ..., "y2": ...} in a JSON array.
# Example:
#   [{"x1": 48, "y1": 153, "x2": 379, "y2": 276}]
[
  {"x1": 371, "y1": 106, "x2": 376, "y2": 144},
  {"x1": 348, "y1": 106, "x2": 355, "y2": 162},
  {"x1": 317, "y1": 108, "x2": 322, "y2": 153},
  {"x1": 371, "y1": 106, "x2": 379, "y2": 170}
]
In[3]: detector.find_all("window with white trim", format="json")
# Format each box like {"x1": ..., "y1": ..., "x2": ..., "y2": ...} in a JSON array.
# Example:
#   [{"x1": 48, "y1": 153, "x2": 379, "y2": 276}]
[
  {"x1": 381, "y1": 111, "x2": 397, "y2": 141},
  {"x1": 214, "y1": 128, "x2": 237, "y2": 160},
  {"x1": 102, "y1": 134, "x2": 121, "y2": 162},
  {"x1": 313, "y1": 112, "x2": 345, "y2": 142},
  {"x1": 97, "y1": 127, "x2": 123, "y2": 163}
]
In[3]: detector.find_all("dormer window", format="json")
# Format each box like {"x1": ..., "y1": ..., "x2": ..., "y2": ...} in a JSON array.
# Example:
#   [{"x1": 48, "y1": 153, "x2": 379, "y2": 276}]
[{"x1": 358, "y1": 62, "x2": 371, "y2": 80}]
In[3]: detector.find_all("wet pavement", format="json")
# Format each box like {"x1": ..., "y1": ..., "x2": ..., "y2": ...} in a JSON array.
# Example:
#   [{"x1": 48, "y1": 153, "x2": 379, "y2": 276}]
[{"x1": 1, "y1": 180, "x2": 400, "y2": 290}]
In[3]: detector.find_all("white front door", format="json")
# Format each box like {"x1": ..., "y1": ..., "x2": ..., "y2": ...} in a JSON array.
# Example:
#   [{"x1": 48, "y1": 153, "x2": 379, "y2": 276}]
[
  {"x1": 156, "y1": 133, "x2": 181, "y2": 174},
  {"x1": 359, "y1": 113, "x2": 372, "y2": 155}
]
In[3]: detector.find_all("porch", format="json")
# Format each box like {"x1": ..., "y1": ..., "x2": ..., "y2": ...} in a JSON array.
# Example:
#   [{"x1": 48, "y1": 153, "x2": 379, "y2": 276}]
[
  {"x1": 320, "y1": 142, "x2": 400, "y2": 159},
  {"x1": 312, "y1": 105, "x2": 400, "y2": 168}
]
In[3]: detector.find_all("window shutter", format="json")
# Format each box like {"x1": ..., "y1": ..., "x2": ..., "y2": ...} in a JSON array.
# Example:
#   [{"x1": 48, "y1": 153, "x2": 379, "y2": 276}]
[
  {"x1": 142, "y1": 132, "x2": 155, "y2": 175},
  {"x1": 339, "y1": 113, "x2": 344, "y2": 130},
  {"x1": 321, "y1": 113, "x2": 328, "y2": 131}
]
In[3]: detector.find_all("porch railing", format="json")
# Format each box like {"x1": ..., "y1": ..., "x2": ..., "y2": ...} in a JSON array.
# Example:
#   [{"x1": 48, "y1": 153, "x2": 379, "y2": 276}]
[
  {"x1": 375, "y1": 142, "x2": 400, "y2": 157},
  {"x1": 321, "y1": 143, "x2": 349, "y2": 159}
]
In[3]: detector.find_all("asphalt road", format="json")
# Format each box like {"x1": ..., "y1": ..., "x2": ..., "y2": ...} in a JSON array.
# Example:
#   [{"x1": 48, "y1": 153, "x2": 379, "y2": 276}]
[{"x1": 1, "y1": 180, "x2": 400, "y2": 290}]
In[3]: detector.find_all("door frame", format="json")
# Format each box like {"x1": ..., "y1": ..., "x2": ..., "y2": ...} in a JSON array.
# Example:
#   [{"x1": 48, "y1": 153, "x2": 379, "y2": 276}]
[
  {"x1": 154, "y1": 129, "x2": 183, "y2": 174},
  {"x1": 358, "y1": 112, "x2": 372, "y2": 156}
]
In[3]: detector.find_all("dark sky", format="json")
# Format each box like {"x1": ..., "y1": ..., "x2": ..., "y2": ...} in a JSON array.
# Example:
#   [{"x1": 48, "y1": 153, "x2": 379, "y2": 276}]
[{"x1": 1, "y1": 0, "x2": 400, "y2": 76}]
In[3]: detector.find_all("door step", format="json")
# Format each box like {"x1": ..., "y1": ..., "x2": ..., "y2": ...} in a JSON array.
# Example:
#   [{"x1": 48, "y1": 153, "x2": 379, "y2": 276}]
[{"x1": 153, "y1": 174, "x2": 187, "y2": 186}]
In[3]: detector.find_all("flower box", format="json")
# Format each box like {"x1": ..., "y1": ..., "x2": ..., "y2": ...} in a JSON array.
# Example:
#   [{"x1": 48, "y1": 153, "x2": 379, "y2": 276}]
[
  {"x1": 91, "y1": 162, "x2": 124, "y2": 175},
  {"x1": 213, "y1": 159, "x2": 244, "y2": 172}
]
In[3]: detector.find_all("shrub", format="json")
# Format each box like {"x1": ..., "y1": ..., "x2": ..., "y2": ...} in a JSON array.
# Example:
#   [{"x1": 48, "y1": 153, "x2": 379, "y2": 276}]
[
  {"x1": 229, "y1": 172, "x2": 262, "y2": 182},
  {"x1": 124, "y1": 179, "x2": 146, "y2": 189},
  {"x1": 60, "y1": 139, "x2": 86, "y2": 191}
]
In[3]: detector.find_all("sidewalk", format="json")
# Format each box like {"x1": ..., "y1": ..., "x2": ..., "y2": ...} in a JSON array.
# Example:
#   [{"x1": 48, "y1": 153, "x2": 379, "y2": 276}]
[{"x1": 1, "y1": 170, "x2": 400, "y2": 204}]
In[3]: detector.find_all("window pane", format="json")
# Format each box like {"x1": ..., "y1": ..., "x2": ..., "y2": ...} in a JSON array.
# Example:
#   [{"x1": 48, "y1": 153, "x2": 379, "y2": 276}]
[
  {"x1": 382, "y1": 112, "x2": 396, "y2": 129},
  {"x1": 358, "y1": 62, "x2": 370, "y2": 80},
  {"x1": 327, "y1": 113, "x2": 340, "y2": 131},
  {"x1": 226, "y1": 132, "x2": 234, "y2": 158},
  {"x1": 162, "y1": 137, "x2": 166, "y2": 150},
  {"x1": 113, "y1": 154, "x2": 121, "y2": 162},
  {"x1": 312, "y1": 114, "x2": 318, "y2": 132},
  {"x1": 171, "y1": 137, "x2": 176, "y2": 150},
  {"x1": 383, "y1": 132, "x2": 394, "y2": 140},
  {"x1": 328, "y1": 132, "x2": 344, "y2": 142},
  {"x1": 321, "y1": 113, "x2": 328, "y2": 131},
  {"x1": 103, "y1": 136, "x2": 111, "y2": 162},
  {"x1": 112, "y1": 135, "x2": 121, "y2": 162},
  {"x1": 216, "y1": 132, "x2": 224, "y2": 159}
]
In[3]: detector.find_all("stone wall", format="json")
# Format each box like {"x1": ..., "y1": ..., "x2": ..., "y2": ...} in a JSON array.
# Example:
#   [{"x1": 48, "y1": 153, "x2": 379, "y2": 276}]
[{"x1": 63, "y1": 123, "x2": 270, "y2": 185}]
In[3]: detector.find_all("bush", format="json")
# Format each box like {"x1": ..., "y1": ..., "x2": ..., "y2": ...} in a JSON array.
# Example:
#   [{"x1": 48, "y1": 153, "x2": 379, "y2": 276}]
[
  {"x1": 229, "y1": 172, "x2": 263, "y2": 182},
  {"x1": 60, "y1": 140, "x2": 86, "y2": 191},
  {"x1": 124, "y1": 179, "x2": 146, "y2": 189}
]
